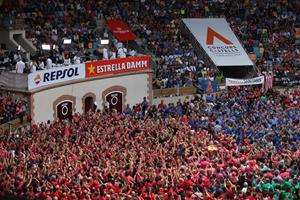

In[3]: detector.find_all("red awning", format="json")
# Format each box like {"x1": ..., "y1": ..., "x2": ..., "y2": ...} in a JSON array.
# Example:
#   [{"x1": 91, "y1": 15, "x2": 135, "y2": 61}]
[{"x1": 106, "y1": 19, "x2": 137, "y2": 41}]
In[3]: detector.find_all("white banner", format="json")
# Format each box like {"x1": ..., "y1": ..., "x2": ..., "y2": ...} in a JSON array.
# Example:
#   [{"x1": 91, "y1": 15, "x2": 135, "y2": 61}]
[
  {"x1": 226, "y1": 76, "x2": 265, "y2": 86},
  {"x1": 182, "y1": 18, "x2": 253, "y2": 67},
  {"x1": 28, "y1": 64, "x2": 85, "y2": 90}
]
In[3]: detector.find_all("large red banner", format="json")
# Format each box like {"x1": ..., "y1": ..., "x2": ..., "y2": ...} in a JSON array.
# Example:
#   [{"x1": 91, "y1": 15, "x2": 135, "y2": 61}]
[
  {"x1": 106, "y1": 19, "x2": 137, "y2": 41},
  {"x1": 85, "y1": 56, "x2": 150, "y2": 77}
]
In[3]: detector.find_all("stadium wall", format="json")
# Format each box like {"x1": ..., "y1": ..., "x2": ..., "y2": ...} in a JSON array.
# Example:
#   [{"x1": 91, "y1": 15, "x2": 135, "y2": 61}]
[{"x1": 30, "y1": 71, "x2": 152, "y2": 123}]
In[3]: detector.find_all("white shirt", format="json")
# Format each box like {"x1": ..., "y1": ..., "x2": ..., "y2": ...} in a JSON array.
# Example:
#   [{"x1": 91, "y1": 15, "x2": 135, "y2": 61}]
[
  {"x1": 104, "y1": 101, "x2": 109, "y2": 109},
  {"x1": 103, "y1": 48, "x2": 108, "y2": 60},
  {"x1": 46, "y1": 58, "x2": 52, "y2": 69},
  {"x1": 16, "y1": 60, "x2": 25, "y2": 73},
  {"x1": 39, "y1": 61, "x2": 45, "y2": 70},
  {"x1": 73, "y1": 56, "x2": 81, "y2": 64},
  {"x1": 117, "y1": 42, "x2": 123, "y2": 49},
  {"x1": 110, "y1": 51, "x2": 116, "y2": 59},
  {"x1": 3, "y1": 57, "x2": 9, "y2": 63},
  {"x1": 14, "y1": 54, "x2": 20, "y2": 62},
  {"x1": 118, "y1": 47, "x2": 127, "y2": 58},
  {"x1": 64, "y1": 58, "x2": 71, "y2": 66},
  {"x1": 129, "y1": 50, "x2": 136, "y2": 57},
  {"x1": 30, "y1": 62, "x2": 37, "y2": 73}
]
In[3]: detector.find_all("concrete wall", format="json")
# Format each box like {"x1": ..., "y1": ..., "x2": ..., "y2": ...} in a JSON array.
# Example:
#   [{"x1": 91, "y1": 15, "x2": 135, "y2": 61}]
[
  {"x1": 13, "y1": 30, "x2": 37, "y2": 55},
  {"x1": 0, "y1": 30, "x2": 36, "y2": 54},
  {"x1": 0, "y1": 72, "x2": 28, "y2": 89},
  {"x1": 0, "y1": 30, "x2": 19, "y2": 51},
  {"x1": 32, "y1": 73, "x2": 150, "y2": 123},
  {"x1": 153, "y1": 95, "x2": 195, "y2": 106}
]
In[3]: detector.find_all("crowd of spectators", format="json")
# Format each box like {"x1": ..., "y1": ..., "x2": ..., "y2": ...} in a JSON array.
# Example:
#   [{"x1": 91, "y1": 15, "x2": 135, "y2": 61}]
[
  {"x1": 0, "y1": 93, "x2": 27, "y2": 125},
  {"x1": 0, "y1": 1, "x2": 138, "y2": 73},
  {"x1": 116, "y1": 0, "x2": 300, "y2": 88},
  {"x1": 0, "y1": 1, "x2": 300, "y2": 199},
  {"x1": 1, "y1": 0, "x2": 105, "y2": 55},
  {"x1": 1, "y1": 1, "x2": 300, "y2": 87},
  {"x1": 0, "y1": 87, "x2": 299, "y2": 199}
]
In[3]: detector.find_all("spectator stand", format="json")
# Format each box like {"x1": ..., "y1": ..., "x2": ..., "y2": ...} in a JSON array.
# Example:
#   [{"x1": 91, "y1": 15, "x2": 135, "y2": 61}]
[
  {"x1": 0, "y1": 86, "x2": 299, "y2": 199},
  {"x1": 0, "y1": 93, "x2": 28, "y2": 126}
]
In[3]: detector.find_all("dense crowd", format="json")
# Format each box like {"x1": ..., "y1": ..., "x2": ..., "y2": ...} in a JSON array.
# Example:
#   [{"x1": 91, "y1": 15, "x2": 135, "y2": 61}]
[
  {"x1": 0, "y1": 87, "x2": 299, "y2": 199},
  {"x1": 117, "y1": 0, "x2": 300, "y2": 88},
  {"x1": 0, "y1": 94, "x2": 27, "y2": 125},
  {"x1": 1, "y1": 0, "x2": 105, "y2": 55},
  {"x1": 0, "y1": 1, "x2": 299, "y2": 199},
  {"x1": 1, "y1": 1, "x2": 300, "y2": 87},
  {"x1": 118, "y1": 1, "x2": 220, "y2": 88},
  {"x1": 0, "y1": 1, "x2": 137, "y2": 73}
]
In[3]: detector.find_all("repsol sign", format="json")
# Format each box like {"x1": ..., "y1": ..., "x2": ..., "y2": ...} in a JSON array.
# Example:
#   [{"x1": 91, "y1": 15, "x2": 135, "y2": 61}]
[
  {"x1": 43, "y1": 67, "x2": 79, "y2": 82},
  {"x1": 28, "y1": 64, "x2": 85, "y2": 90}
]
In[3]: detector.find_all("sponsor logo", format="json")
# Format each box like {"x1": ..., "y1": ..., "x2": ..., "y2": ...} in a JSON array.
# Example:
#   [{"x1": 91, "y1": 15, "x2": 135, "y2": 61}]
[
  {"x1": 226, "y1": 76, "x2": 264, "y2": 86},
  {"x1": 94, "y1": 60, "x2": 148, "y2": 74},
  {"x1": 206, "y1": 27, "x2": 241, "y2": 57},
  {"x1": 88, "y1": 64, "x2": 96, "y2": 75},
  {"x1": 86, "y1": 56, "x2": 150, "y2": 77},
  {"x1": 34, "y1": 74, "x2": 41, "y2": 84},
  {"x1": 114, "y1": 27, "x2": 130, "y2": 34},
  {"x1": 42, "y1": 67, "x2": 80, "y2": 82},
  {"x1": 28, "y1": 65, "x2": 85, "y2": 90},
  {"x1": 206, "y1": 27, "x2": 233, "y2": 45},
  {"x1": 34, "y1": 67, "x2": 80, "y2": 85}
]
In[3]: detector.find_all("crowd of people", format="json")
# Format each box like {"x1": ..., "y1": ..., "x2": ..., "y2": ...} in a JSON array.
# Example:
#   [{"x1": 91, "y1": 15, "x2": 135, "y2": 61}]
[
  {"x1": 0, "y1": 1, "x2": 138, "y2": 73},
  {"x1": 1, "y1": 1, "x2": 299, "y2": 87},
  {"x1": 116, "y1": 0, "x2": 300, "y2": 88},
  {"x1": 0, "y1": 1, "x2": 300, "y2": 198},
  {"x1": 0, "y1": 93, "x2": 27, "y2": 125},
  {"x1": 0, "y1": 87, "x2": 299, "y2": 199},
  {"x1": 1, "y1": 0, "x2": 105, "y2": 55}
]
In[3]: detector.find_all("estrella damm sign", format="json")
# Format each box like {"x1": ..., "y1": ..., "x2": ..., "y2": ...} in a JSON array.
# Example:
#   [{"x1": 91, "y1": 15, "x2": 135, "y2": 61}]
[{"x1": 85, "y1": 56, "x2": 150, "y2": 77}]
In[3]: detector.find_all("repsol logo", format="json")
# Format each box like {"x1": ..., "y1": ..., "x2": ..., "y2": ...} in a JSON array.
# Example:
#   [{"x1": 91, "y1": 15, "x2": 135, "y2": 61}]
[{"x1": 43, "y1": 67, "x2": 79, "y2": 82}]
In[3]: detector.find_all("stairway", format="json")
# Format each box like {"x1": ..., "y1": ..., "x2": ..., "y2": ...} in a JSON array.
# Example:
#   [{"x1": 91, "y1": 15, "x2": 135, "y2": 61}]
[{"x1": 0, "y1": 29, "x2": 37, "y2": 55}]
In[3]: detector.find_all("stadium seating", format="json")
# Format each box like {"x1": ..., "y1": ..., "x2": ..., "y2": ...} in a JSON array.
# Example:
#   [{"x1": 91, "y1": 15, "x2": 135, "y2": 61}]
[
  {"x1": 0, "y1": 1, "x2": 299, "y2": 199},
  {"x1": 1, "y1": 1, "x2": 299, "y2": 88}
]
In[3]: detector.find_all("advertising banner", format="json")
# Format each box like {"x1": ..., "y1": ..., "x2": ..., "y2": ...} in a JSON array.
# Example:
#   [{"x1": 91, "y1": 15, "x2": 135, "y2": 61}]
[
  {"x1": 28, "y1": 64, "x2": 85, "y2": 90},
  {"x1": 106, "y1": 19, "x2": 137, "y2": 41},
  {"x1": 182, "y1": 18, "x2": 253, "y2": 67},
  {"x1": 274, "y1": 74, "x2": 300, "y2": 86},
  {"x1": 226, "y1": 76, "x2": 265, "y2": 86},
  {"x1": 85, "y1": 56, "x2": 150, "y2": 77}
]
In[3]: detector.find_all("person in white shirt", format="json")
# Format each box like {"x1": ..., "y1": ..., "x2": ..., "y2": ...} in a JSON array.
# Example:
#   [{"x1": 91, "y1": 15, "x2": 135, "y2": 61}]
[
  {"x1": 38, "y1": 60, "x2": 45, "y2": 70},
  {"x1": 16, "y1": 59, "x2": 25, "y2": 73},
  {"x1": 110, "y1": 51, "x2": 116, "y2": 59},
  {"x1": 103, "y1": 47, "x2": 108, "y2": 60},
  {"x1": 104, "y1": 100, "x2": 109, "y2": 111},
  {"x1": 14, "y1": 53, "x2": 20, "y2": 63},
  {"x1": 117, "y1": 42, "x2": 123, "y2": 49},
  {"x1": 118, "y1": 47, "x2": 127, "y2": 58},
  {"x1": 117, "y1": 47, "x2": 123, "y2": 58},
  {"x1": 129, "y1": 49, "x2": 136, "y2": 57},
  {"x1": 29, "y1": 60, "x2": 37, "y2": 73},
  {"x1": 73, "y1": 55, "x2": 81, "y2": 64},
  {"x1": 64, "y1": 55, "x2": 71, "y2": 66},
  {"x1": 46, "y1": 58, "x2": 52, "y2": 69}
]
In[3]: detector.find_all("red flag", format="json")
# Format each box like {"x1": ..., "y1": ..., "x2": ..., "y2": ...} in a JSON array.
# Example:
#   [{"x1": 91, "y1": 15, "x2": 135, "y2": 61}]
[{"x1": 107, "y1": 19, "x2": 137, "y2": 41}]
